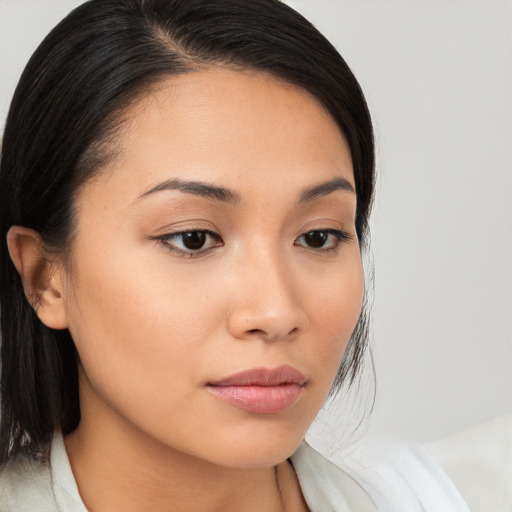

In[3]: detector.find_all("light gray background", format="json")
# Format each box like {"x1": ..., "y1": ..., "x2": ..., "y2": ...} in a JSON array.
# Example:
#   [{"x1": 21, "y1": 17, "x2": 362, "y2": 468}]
[{"x1": 1, "y1": 0, "x2": 511, "y2": 445}]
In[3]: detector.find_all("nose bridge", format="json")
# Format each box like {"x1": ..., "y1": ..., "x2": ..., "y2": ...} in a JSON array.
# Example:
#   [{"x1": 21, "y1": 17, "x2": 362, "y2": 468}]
[{"x1": 227, "y1": 239, "x2": 306, "y2": 341}]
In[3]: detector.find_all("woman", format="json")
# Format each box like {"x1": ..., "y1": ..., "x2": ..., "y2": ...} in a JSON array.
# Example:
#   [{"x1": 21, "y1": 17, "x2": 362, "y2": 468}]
[{"x1": 0, "y1": 0, "x2": 469, "y2": 510}]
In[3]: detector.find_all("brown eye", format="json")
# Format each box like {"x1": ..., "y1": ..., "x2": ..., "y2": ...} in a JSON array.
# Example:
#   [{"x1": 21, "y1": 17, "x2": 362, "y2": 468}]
[
  {"x1": 181, "y1": 231, "x2": 207, "y2": 250},
  {"x1": 303, "y1": 231, "x2": 329, "y2": 248},
  {"x1": 294, "y1": 229, "x2": 352, "y2": 252},
  {"x1": 158, "y1": 230, "x2": 223, "y2": 256}
]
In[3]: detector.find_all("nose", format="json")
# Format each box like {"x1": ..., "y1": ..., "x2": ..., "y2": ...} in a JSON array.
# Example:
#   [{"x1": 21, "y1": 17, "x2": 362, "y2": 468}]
[{"x1": 226, "y1": 249, "x2": 308, "y2": 342}]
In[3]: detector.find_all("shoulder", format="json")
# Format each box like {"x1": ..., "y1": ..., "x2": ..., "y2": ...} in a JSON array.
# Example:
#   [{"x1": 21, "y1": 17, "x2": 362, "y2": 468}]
[
  {"x1": 0, "y1": 432, "x2": 86, "y2": 512},
  {"x1": 0, "y1": 450, "x2": 56, "y2": 511},
  {"x1": 294, "y1": 438, "x2": 470, "y2": 512},
  {"x1": 427, "y1": 413, "x2": 512, "y2": 512},
  {"x1": 339, "y1": 439, "x2": 471, "y2": 512}
]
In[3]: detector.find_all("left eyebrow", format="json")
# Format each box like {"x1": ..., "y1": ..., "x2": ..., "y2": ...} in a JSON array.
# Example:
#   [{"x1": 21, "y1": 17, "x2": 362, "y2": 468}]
[{"x1": 299, "y1": 177, "x2": 355, "y2": 203}]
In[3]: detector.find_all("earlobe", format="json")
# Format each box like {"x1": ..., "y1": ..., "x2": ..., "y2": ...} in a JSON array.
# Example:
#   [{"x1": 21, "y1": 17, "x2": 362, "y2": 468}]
[{"x1": 6, "y1": 226, "x2": 69, "y2": 330}]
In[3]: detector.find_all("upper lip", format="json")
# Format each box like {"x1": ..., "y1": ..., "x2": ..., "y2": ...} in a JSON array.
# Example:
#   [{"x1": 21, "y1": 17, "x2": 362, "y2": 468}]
[{"x1": 208, "y1": 365, "x2": 306, "y2": 387}]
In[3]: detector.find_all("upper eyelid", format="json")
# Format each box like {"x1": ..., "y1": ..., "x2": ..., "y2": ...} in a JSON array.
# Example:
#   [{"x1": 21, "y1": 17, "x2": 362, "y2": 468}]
[
  {"x1": 165, "y1": 228, "x2": 220, "y2": 237},
  {"x1": 153, "y1": 221, "x2": 217, "y2": 232}
]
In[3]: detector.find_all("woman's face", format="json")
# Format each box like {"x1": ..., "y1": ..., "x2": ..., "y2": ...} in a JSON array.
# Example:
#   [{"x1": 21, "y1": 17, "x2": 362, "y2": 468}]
[{"x1": 61, "y1": 68, "x2": 363, "y2": 468}]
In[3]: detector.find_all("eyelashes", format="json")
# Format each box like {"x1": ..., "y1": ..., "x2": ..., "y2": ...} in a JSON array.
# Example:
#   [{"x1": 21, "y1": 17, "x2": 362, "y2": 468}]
[{"x1": 153, "y1": 228, "x2": 353, "y2": 258}]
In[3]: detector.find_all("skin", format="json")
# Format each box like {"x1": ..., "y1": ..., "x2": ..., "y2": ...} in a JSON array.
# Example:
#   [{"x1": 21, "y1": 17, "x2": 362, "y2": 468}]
[{"x1": 8, "y1": 68, "x2": 363, "y2": 511}]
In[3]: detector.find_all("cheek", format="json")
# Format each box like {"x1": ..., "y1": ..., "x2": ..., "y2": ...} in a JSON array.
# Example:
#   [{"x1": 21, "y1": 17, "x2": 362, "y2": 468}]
[
  {"x1": 63, "y1": 243, "x2": 221, "y2": 411},
  {"x1": 304, "y1": 253, "x2": 364, "y2": 373}
]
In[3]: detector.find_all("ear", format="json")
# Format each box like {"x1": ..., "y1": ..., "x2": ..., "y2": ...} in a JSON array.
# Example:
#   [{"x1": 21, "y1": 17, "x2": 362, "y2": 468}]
[{"x1": 6, "y1": 226, "x2": 69, "y2": 330}]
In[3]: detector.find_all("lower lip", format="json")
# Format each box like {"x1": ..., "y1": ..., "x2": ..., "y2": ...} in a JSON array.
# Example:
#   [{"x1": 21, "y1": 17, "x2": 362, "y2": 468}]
[{"x1": 207, "y1": 383, "x2": 303, "y2": 414}]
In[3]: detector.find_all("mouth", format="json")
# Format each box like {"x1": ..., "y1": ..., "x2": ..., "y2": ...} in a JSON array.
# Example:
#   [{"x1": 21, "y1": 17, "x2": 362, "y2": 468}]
[{"x1": 206, "y1": 366, "x2": 306, "y2": 414}]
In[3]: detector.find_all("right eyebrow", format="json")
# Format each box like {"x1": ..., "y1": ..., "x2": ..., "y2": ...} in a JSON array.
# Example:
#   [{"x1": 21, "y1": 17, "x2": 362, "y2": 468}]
[{"x1": 136, "y1": 178, "x2": 241, "y2": 205}]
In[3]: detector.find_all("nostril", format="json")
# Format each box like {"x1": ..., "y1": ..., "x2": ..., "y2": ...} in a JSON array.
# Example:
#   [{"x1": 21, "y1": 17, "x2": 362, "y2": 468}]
[{"x1": 245, "y1": 326, "x2": 299, "y2": 341}]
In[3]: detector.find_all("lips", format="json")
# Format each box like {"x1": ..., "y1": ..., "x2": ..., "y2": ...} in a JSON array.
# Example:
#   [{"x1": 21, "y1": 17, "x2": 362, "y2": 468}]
[{"x1": 207, "y1": 366, "x2": 306, "y2": 414}]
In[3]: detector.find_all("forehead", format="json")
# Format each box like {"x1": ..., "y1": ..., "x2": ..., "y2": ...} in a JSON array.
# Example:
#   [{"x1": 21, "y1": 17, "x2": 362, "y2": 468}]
[{"x1": 81, "y1": 68, "x2": 354, "y2": 203}]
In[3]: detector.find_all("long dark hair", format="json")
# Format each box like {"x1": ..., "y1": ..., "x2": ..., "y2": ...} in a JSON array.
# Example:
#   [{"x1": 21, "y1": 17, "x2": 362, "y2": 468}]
[{"x1": 0, "y1": 0, "x2": 375, "y2": 462}]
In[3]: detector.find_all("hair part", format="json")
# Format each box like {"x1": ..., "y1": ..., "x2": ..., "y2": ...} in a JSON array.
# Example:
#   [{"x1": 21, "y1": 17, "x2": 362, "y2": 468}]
[{"x1": 0, "y1": 0, "x2": 375, "y2": 462}]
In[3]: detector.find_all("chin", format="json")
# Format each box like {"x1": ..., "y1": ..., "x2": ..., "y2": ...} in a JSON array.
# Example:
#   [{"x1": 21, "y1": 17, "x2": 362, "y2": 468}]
[{"x1": 186, "y1": 425, "x2": 306, "y2": 470}]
